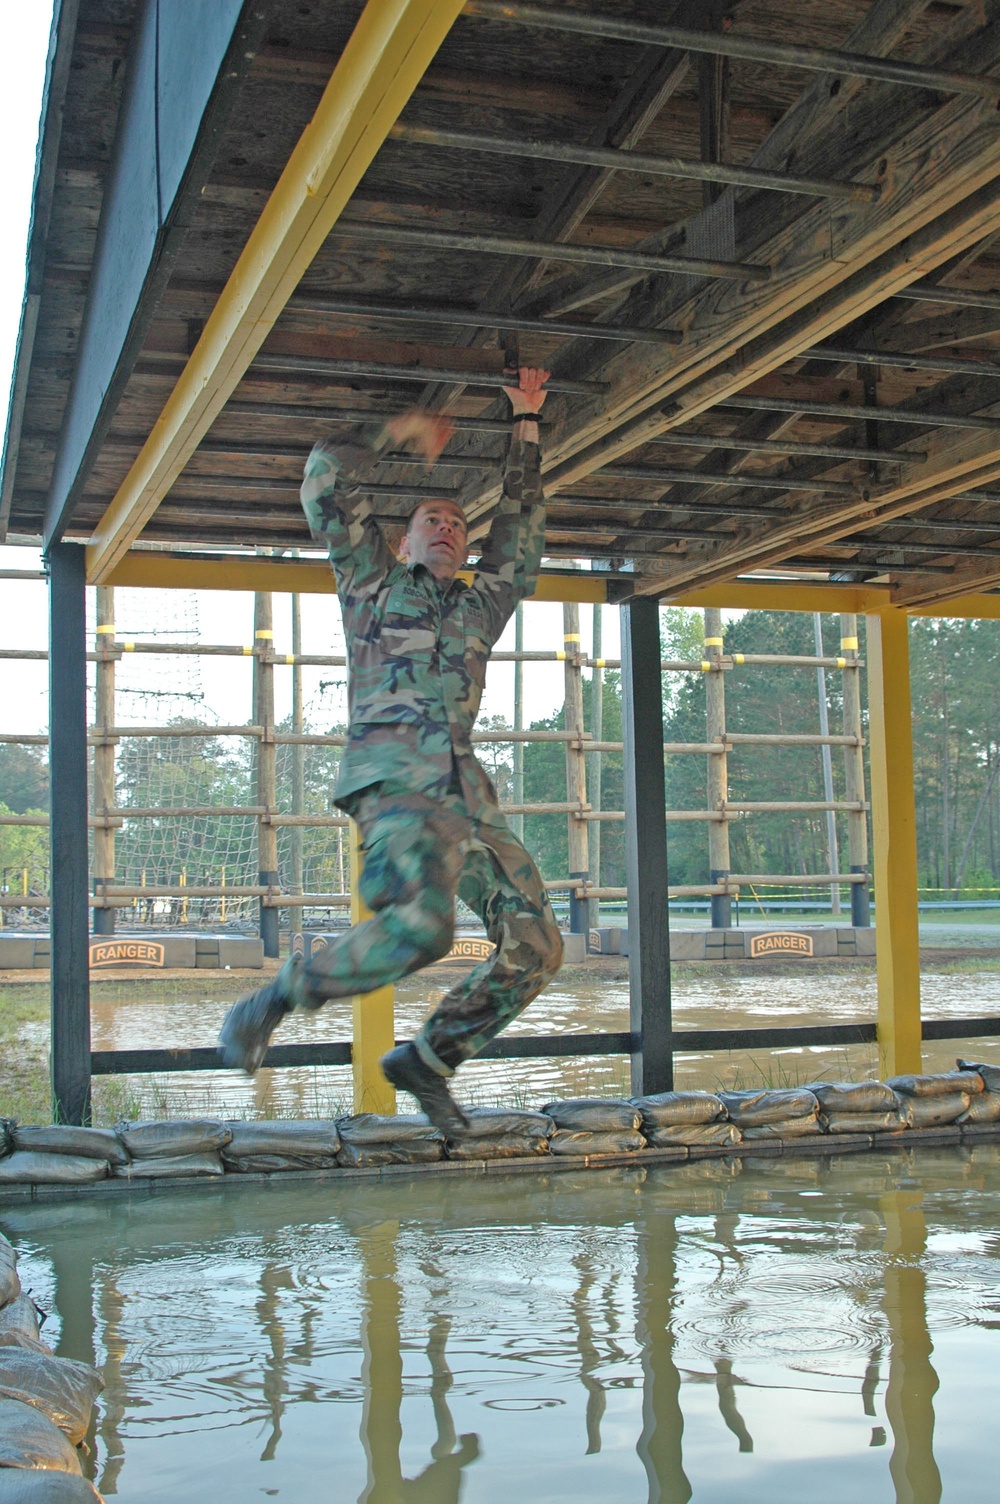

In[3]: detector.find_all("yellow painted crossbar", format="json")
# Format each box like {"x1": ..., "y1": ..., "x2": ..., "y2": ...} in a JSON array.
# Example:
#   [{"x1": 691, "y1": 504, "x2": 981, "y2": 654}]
[
  {"x1": 105, "y1": 551, "x2": 610, "y2": 603},
  {"x1": 86, "y1": 0, "x2": 465, "y2": 584}
]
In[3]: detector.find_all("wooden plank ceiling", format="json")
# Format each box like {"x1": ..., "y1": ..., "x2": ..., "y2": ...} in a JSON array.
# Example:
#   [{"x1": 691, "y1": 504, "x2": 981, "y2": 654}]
[{"x1": 9, "y1": 0, "x2": 1000, "y2": 607}]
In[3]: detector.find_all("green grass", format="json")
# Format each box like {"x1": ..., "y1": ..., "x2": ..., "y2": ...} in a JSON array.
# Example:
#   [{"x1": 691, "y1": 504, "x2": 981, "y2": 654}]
[{"x1": 0, "y1": 981, "x2": 50, "y2": 1123}]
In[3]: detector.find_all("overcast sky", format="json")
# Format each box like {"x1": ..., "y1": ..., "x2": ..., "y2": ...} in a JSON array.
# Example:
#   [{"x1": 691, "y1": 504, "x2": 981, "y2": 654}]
[{"x1": 0, "y1": 6, "x2": 627, "y2": 738}]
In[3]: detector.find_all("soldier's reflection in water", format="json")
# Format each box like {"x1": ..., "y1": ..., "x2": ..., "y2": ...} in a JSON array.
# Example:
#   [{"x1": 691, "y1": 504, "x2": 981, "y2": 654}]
[{"x1": 357, "y1": 1223, "x2": 480, "y2": 1504}]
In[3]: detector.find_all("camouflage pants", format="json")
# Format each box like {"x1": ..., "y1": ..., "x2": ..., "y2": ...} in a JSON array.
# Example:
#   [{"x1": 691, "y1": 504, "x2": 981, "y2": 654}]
[{"x1": 299, "y1": 787, "x2": 564, "y2": 1073}]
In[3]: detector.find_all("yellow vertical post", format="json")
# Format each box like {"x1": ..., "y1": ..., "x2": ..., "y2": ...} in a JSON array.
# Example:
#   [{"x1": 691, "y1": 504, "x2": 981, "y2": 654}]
[
  {"x1": 866, "y1": 610, "x2": 922, "y2": 1077},
  {"x1": 349, "y1": 820, "x2": 396, "y2": 1115}
]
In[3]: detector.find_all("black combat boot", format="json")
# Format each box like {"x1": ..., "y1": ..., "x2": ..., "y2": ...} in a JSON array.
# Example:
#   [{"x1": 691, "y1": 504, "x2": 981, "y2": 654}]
[
  {"x1": 380, "y1": 1043, "x2": 470, "y2": 1138},
  {"x1": 217, "y1": 959, "x2": 301, "y2": 1074}
]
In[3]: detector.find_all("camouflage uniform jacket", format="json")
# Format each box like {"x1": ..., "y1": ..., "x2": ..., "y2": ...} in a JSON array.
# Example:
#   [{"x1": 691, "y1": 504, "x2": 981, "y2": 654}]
[{"x1": 300, "y1": 428, "x2": 546, "y2": 822}]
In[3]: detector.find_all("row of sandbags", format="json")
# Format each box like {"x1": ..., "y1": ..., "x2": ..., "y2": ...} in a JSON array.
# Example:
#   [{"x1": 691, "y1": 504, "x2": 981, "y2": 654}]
[
  {"x1": 0, "y1": 1232, "x2": 106, "y2": 1501},
  {"x1": 0, "y1": 1063, "x2": 998, "y2": 1183}
]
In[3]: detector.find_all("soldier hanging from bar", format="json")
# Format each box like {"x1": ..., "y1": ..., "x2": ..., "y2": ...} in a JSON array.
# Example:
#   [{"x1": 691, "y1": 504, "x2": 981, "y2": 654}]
[{"x1": 218, "y1": 368, "x2": 564, "y2": 1135}]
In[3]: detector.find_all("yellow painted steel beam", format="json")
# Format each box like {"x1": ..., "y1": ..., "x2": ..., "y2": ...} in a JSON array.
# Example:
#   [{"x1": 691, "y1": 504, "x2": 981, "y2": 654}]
[
  {"x1": 671, "y1": 581, "x2": 893, "y2": 614},
  {"x1": 866, "y1": 609, "x2": 922, "y2": 1078},
  {"x1": 104, "y1": 551, "x2": 610, "y2": 603},
  {"x1": 85, "y1": 0, "x2": 466, "y2": 585},
  {"x1": 349, "y1": 821, "x2": 396, "y2": 1116},
  {"x1": 105, "y1": 549, "x2": 1000, "y2": 618}
]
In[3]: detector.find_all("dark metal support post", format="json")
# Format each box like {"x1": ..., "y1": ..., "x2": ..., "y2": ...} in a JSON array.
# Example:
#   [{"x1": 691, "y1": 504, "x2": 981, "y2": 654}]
[
  {"x1": 47, "y1": 543, "x2": 92, "y2": 1125},
  {"x1": 621, "y1": 597, "x2": 672, "y2": 1095}
]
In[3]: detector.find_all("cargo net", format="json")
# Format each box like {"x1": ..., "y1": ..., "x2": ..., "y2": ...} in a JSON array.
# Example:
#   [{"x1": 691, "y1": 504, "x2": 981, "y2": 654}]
[
  {"x1": 104, "y1": 588, "x2": 258, "y2": 928},
  {"x1": 274, "y1": 669, "x2": 349, "y2": 906}
]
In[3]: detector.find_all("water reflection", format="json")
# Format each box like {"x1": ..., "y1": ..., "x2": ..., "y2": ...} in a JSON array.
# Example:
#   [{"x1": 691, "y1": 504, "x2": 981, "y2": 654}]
[
  {"x1": 2, "y1": 1151, "x2": 991, "y2": 1501},
  {"x1": 882, "y1": 1192, "x2": 941, "y2": 1504},
  {"x1": 355, "y1": 1219, "x2": 480, "y2": 1503},
  {"x1": 636, "y1": 1210, "x2": 691, "y2": 1503}
]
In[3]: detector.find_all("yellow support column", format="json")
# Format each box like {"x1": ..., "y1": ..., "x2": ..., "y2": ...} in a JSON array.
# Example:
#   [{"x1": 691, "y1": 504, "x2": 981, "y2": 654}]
[
  {"x1": 349, "y1": 821, "x2": 396, "y2": 1115},
  {"x1": 866, "y1": 610, "x2": 922, "y2": 1077}
]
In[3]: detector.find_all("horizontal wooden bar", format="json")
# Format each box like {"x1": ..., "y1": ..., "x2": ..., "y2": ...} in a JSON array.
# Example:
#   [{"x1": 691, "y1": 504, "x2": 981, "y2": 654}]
[
  {"x1": 655, "y1": 431, "x2": 926, "y2": 464},
  {"x1": 334, "y1": 216, "x2": 770, "y2": 283},
  {"x1": 895, "y1": 285, "x2": 1000, "y2": 313},
  {"x1": 804, "y1": 344, "x2": 1000, "y2": 380},
  {"x1": 221, "y1": 400, "x2": 528, "y2": 434},
  {"x1": 75, "y1": 1016, "x2": 1000, "y2": 1077},
  {"x1": 390, "y1": 121, "x2": 878, "y2": 202},
  {"x1": 599, "y1": 463, "x2": 856, "y2": 495},
  {"x1": 251, "y1": 350, "x2": 605, "y2": 394},
  {"x1": 288, "y1": 291, "x2": 681, "y2": 345},
  {"x1": 463, "y1": 0, "x2": 1000, "y2": 99},
  {"x1": 921, "y1": 1015, "x2": 1000, "y2": 1041},
  {"x1": 720, "y1": 393, "x2": 1000, "y2": 433}
]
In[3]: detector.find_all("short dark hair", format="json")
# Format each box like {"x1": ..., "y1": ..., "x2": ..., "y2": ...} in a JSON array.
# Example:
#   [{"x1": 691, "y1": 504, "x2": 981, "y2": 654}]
[{"x1": 404, "y1": 498, "x2": 468, "y2": 535}]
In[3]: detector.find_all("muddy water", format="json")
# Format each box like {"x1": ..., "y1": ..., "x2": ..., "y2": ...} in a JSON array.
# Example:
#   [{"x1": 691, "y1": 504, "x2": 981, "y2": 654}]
[
  {"x1": 88, "y1": 964, "x2": 1000, "y2": 1118},
  {"x1": 4, "y1": 1146, "x2": 999, "y2": 1502}
]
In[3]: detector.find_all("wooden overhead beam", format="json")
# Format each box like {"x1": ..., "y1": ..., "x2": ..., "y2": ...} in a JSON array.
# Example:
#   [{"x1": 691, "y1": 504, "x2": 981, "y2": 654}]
[
  {"x1": 443, "y1": 17, "x2": 1000, "y2": 555},
  {"x1": 518, "y1": 0, "x2": 935, "y2": 324},
  {"x1": 85, "y1": 0, "x2": 466, "y2": 585},
  {"x1": 407, "y1": 0, "x2": 713, "y2": 415},
  {"x1": 540, "y1": 97, "x2": 1000, "y2": 488}
]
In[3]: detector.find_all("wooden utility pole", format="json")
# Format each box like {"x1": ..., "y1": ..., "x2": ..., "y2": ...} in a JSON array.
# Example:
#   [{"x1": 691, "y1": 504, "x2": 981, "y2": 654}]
[
  {"x1": 563, "y1": 602, "x2": 589, "y2": 936},
  {"x1": 254, "y1": 593, "x2": 279, "y2": 957},
  {"x1": 704, "y1": 607, "x2": 731, "y2": 927},
  {"x1": 92, "y1": 585, "x2": 117, "y2": 936}
]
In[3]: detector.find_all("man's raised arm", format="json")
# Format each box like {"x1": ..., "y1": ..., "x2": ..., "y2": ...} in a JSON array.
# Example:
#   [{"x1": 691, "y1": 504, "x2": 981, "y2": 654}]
[
  {"x1": 300, "y1": 414, "x2": 453, "y2": 597},
  {"x1": 474, "y1": 367, "x2": 549, "y2": 637}
]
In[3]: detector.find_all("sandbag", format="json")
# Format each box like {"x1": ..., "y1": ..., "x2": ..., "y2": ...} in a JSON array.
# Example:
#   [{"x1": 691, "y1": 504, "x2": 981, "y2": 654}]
[
  {"x1": 632, "y1": 1092, "x2": 724, "y2": 1128},
  {"x1": 644, "y1": 1122, "x2": 741, "y2": 1148},
  {"x1": 807, "y1": 1082, "x2": 899, "y2": 1113},
  {"x1": 337, "y1": 1142, "x2": 443, "y2": 1168},
  {"x1": 898, "y1": 1093, "x2": 970, "y2": 1128},
  {"x1": 886, "y1": 1071, "x2": 983, "y2": 1098},
  {"x1": 0, "y1": 1236, "x2": 19, "y2": 1308},
  {"x1": 548, "y1": 1130, "x2": 646, "y2": 1156},
  {"x1": 958, "y1": 1092, "x2": 1000, "y2": 1125},
  {"x1": 115, "y1": 1120, "x2": 231, "y2": 1158},
  {"x1": 446, "y1": 1134, "x2": 550, "y2": 1161},
  {"x1": 958, "y1": 1058, "x2": 1000, "y2": 1092},
  {"x1": 12, "y1": 1127, "x2": 128, "y2": 1167},
  {"x1": 0, "y1": 1300, "x2": 41, "y2": 1350},
  {"x1": 821, "y1": 1111, "x2": 906, "y2": 1134},
  {"x1": 741, "y1": 1117, "x2": 824, "y2": 1140},
  {"x1": 458, "y1": 1108, "x2": 554, "y2": 1139},
  {"x1": 0, "y1": 1353, "x2": 103, "y2": 1446},
  {"x1": 0, "y1": 1398, "x2": 81, "y2": 1474},
  {"x1": 0, "y1": 1155, "x2": 108, "y2": 1186},
  {"x1": 719, "y1": 1089, "x2": 819, "y2": 1127},
  {"x1": 541, "y1": 1100, "x2": 641, "y2": 1133},
  {"x1": 337, "y1": 1114, "x2": 443, "y2": 1145},
  {"x1": 222, "y1": 1120, "x2": 341, "y2": 1159},
  {"x1": 223, "y1": 1153, "x2": 340, "y2": 1174},
  {"x1": 0, "y1": 1472, "x2": 105, "y2": 1503},
  {"x1": 113, "y1": 1153, "x2": 224, "y2": 1180}
]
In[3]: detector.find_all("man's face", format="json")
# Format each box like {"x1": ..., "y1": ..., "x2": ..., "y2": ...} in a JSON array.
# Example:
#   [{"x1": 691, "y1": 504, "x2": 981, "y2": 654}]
[{"x1": 399, "y1": 500, "x2": 469, "y2": 582}]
